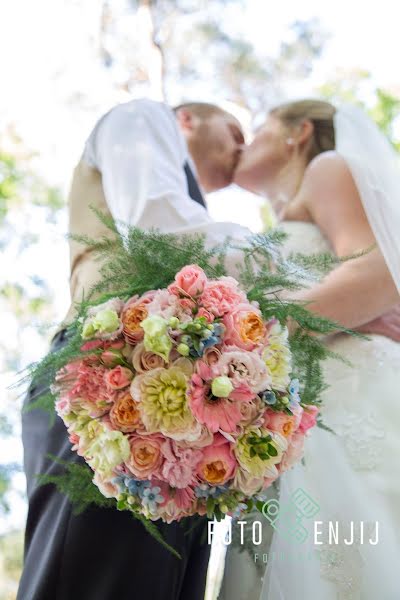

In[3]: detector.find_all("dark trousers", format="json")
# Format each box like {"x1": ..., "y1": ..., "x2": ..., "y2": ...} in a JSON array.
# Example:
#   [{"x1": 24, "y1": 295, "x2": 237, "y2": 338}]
[{"x1": 17, "y1": 329, "x2": 211, "y2": 600}]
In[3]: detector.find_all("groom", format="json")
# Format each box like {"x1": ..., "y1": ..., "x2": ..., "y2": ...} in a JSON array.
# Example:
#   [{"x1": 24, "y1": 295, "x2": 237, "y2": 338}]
[{"x1": 18, "y1": 99, "x2": 248, "y2": 600}]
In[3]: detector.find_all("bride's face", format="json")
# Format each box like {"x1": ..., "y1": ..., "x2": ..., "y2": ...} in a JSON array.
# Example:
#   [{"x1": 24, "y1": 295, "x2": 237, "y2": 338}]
[{"x1": 234, "y1": 114, "x2": 290, "y2": 192}]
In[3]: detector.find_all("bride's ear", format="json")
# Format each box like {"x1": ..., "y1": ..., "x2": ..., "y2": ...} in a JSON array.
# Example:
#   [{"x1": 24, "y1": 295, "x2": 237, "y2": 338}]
[{"x1": 297, "y1": 119, "x2": 314, "y2": 145}]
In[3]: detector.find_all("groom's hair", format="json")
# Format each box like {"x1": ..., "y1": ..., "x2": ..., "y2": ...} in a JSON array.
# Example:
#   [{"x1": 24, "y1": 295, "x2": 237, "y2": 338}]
[{"x1": 173, "y1": 102, "x2": 228, "y2": 120}]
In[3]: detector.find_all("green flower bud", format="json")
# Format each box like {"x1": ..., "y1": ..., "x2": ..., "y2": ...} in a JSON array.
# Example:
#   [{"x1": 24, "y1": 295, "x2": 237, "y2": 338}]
[
  {"x1": 220, "y1": 504, "x2": 229, "y2": 513},
  {"x1": 281, "y1": 396, "x2": 290, "y2": 405},
  {"x1": 211, "y1": 376, "x2": 234, "y2": 398},
  {"x1": 168, "y1": 316, "x2": 180, "y2": 329},
  {"x1": 177, "y1": 343, "x2": 190, "y2": 357}
]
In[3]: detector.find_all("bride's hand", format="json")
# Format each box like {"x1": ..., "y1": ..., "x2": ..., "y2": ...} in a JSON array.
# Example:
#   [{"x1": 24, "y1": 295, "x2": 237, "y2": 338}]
[{"x1": 354, "y1": 304, "x2": 400, "y2": 341}]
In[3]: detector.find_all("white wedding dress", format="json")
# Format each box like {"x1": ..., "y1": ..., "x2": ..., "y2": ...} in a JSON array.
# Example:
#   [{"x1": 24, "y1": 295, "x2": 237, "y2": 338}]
[{"x1": 259, "y1": 220, "x2": 400, "y2": 600}]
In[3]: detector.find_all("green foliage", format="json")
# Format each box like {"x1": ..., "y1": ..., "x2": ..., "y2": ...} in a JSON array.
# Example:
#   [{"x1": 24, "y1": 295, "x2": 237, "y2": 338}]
[
  {"x1": 319, "y1": 71, "x2": 400, "y2": 151},
  {"x1": 37, "y1": 454, "x2": 181, "y2": 559}
]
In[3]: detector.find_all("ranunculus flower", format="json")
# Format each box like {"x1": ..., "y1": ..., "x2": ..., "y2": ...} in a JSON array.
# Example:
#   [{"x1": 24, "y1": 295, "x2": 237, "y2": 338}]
[
  {"x1": 223, "y1": 304, "x2": 266, "y2": 351},
  {"x1": 168, "y1": 265, "x2": 207, "y2": 298},
  {"x1": 109, "y1": 390, "x2": 143, "y2": 433},
  {"x1": 125, "y1": 434, "x2": 164, "y2": 480},
  {"x1": 105, "y1": 365, "x2": 134, "y2": 390},
  {"x1": 121, "y1": 291, "x2": 155, "y2": 344},
  {"x1": 213, "y1": 346, "x2": 271, "y2": 393},
  {"x1": 199, "y1": 276, "x2": 247, "y2": 317},
  {"x1": 197, "y1": 434, "x2": 237, "y2": 485},
  {"x1": 298, "y1": 405, "x2": 319, "y2": 434}
]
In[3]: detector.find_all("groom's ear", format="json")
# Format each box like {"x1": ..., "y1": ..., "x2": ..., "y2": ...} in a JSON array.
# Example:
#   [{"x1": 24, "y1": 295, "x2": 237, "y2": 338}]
[{"x1": 176, "y1": 108, "x2": 198, "y2": 133}]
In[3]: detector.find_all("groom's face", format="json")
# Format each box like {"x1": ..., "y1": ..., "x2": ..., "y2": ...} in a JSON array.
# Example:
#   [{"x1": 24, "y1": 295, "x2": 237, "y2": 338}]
[{"x1": 187, "y1": 113, "x2": 245, "y2": 192}]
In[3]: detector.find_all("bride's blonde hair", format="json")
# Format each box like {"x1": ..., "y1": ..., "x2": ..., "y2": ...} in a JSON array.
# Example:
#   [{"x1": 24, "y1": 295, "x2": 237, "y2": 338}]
[{"x1": 270, "y1": 99, "x2": 337, "y2": 162}]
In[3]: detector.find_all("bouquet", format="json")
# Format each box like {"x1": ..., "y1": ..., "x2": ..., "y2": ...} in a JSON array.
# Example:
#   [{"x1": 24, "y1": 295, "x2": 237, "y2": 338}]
[
  {"x1": 18, "y1": 208, "x2": 353, "y2": 555},
  {"x1": 52, "y1": 265, "x2": 319, "y2": 526}
]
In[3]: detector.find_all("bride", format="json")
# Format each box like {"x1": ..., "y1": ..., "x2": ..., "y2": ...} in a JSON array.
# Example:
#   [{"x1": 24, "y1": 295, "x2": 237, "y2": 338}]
[{"x1": 218, "y1": 99, "x2": 400, "y2": 600}]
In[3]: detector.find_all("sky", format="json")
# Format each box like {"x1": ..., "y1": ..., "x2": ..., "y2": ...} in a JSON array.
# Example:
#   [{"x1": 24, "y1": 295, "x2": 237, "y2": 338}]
[{"x1": 1, "y1": 0, "x2": 399, "y2": 533}]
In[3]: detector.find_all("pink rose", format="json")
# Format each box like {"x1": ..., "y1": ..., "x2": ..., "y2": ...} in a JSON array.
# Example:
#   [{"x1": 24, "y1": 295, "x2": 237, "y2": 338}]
[
  {"x1": 199, "y1": 276, "x2": 247, "y2": 318},
  {"x1": 98, "y1": 340, "x2": 126, "y2": 367},
  {"x1": 197, "y1": 433, "x2": 238, "y2": 485},
  {"x1": 298, "y1": 405, "x2": 319, "y2": 434},
  {"x1": 238, "y1": 396, "x2": 265, "y2": 429},
  {"x1": 202, "y1": 346, "x2": 222, "y2": 367},
  {"x1": 197, "y1": 307, "x2": 215, "y2": 323},
  {"x1": 131, "y1": 342, "x2": 167, "y2": 373},
  {"x1": 125, "y1": 434, "x2": 164, "y2": 480},
  {"x1": 168, "y1": 265, "x2": 207, "y2": 298},
  {"x1": 105, "y1": 366, "x2": 134, "y2": 390},
  {"x1": 223, "y1": 303, "x2": 267, "y2": 351}
]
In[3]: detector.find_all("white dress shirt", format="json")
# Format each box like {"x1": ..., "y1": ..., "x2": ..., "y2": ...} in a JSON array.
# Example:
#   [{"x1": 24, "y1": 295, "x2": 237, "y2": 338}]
[{"x1": 82, "y1": 98, "x2": 251, "y2": 251}]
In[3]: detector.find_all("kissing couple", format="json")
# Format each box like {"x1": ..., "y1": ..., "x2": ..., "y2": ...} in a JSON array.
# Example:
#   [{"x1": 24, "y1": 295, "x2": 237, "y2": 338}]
[{"x1": 18, "y1": 97, "x2": 400, "y2": 600}]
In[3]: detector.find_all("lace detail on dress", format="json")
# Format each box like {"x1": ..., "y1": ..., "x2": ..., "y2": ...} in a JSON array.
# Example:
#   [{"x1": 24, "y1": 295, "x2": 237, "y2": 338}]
[
  {"x1": 316, "y1": 521, "x2": 377, "y2": 600},
  {"x1": 332, "y1": 412, "x2": 386, "y2": 471}
]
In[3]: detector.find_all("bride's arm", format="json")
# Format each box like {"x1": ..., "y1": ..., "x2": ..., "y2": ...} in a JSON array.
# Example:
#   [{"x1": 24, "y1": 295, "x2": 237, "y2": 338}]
[{"x1": 286, "y1": 152, "x2": 400, "y2": 330}]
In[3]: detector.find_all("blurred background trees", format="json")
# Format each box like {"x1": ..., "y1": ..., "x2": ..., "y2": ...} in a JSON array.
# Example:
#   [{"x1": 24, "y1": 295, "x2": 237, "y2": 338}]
[{"x1": 1, "y1": 1, "x2": 399, "y2": 596}]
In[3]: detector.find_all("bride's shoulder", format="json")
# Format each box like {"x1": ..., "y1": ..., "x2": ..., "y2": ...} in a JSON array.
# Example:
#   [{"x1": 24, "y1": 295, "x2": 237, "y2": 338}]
[
  {"x1": 300, "y1": 150, "x2": 359, "y2": 207},
  {"x1": 305, "y1": 151, "x2": 352, "y2": 183}
]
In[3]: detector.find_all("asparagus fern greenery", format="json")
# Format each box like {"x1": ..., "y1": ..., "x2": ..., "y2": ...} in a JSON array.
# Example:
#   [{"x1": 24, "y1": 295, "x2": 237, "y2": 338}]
[{"x1": 12, "y1": 206, "x2": 363, "y2": 556}]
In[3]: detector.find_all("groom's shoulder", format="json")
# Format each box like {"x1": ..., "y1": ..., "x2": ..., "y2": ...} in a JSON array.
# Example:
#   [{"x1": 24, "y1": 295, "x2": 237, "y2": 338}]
[{"x1": 106, "y1": 98, "x2": 174, "y2": 122}]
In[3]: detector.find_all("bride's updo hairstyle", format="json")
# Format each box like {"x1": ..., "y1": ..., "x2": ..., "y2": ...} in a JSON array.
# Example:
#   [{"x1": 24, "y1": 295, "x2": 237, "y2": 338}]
[{"x1": 270, "y1": 99, "x2": 337, "y2": 163}]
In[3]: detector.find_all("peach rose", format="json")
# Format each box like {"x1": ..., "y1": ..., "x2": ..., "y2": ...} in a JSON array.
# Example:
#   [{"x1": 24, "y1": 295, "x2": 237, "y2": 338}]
[
  {"x1": 223, "y1": 303, "x2": 266, "y2": 351},
  {"x1": 197, "y1": 434, "x2": 237, "y2": 485},
  {"x1": 109, "y1": 390, "x2": 143, "y2": 433},
  {"x1": 105, "y1": 366, "x2": 134, "y2": 390},
  {"x1": 125, "y1": 434, "x2": 164, "y2": 480},
  {"x1": 168, "y1": 265, "x2": 207, "y2": 298},
  {"x1": 263, "y1": 409, "x2": 298, "y2": 438},
  {"x1": 121, "y1": 291, "x2": 156, "y2": 344}
]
